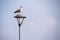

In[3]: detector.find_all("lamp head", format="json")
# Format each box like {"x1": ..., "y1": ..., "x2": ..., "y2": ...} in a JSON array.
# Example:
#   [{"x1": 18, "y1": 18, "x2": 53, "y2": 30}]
[
  {"x1": 14, "y1": 14, "x2": 26, "y2": 18},
  {"x1": 14, "y1": 14, "x2": 26, "y2": 27}
]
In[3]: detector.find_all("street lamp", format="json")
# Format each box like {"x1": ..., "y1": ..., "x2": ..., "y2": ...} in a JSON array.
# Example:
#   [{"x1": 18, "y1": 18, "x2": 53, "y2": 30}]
[
  {"x1": 14, "y1": 14, "x2": 26, "y2": 40},
  {"x1": 14, "y1": 5, "x2": 26, "y2": 40}
]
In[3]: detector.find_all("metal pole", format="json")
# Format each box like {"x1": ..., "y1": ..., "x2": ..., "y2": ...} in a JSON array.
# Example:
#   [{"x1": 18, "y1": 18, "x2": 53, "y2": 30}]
[
  {"x1": 19, "y1": 27, "x2": 20, "y2": 40},
  {"x1": 18, "y1": 24, "x2": 21, "y2": 40}
]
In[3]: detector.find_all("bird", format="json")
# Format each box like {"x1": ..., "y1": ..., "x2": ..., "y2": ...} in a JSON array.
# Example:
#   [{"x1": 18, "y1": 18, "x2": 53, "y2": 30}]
[{"x1": 14, "y1": 5, "x2": 23, "y2": 13}]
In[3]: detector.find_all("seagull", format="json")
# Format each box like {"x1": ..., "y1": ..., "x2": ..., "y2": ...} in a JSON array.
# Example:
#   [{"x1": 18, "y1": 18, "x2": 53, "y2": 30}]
[{"x1": 14, "y1": 5, "x2": 23, "y2": 13}]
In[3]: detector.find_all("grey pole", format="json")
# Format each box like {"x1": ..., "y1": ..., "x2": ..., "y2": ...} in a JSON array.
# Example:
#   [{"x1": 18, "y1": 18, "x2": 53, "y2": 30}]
[
  {"x1": 19, "y1": 26, "x2": 20, "y2": 40},
  {"x1": 18, "y1": 23, "x2": 21, "y2": 40}
]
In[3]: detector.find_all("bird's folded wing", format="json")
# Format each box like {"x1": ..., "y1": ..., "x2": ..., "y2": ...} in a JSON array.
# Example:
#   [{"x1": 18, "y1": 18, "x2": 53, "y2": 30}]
[{"x1": 14, "y1": 9, "x2": 21, "y2": 13}]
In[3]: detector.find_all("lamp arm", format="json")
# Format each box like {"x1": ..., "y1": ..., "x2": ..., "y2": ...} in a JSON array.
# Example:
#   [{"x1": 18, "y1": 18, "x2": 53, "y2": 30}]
[{"x1": 20, "y1": 18, "x2": 24, "y2": 26}]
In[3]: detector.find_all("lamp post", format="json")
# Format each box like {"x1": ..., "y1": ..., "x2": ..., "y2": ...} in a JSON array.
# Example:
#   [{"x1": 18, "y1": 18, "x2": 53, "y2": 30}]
[
  {"x1": 14, "y1": 5, "x2": 26, "y2": 40},
  {"x1": 14, "y1": 14, "x2": 26, "y2": 40}
]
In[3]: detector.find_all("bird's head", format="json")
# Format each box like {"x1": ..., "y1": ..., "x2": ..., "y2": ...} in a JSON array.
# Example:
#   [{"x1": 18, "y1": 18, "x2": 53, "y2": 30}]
[{"x1": 20, "y1": 4, "x2": 23, "y2": 9}]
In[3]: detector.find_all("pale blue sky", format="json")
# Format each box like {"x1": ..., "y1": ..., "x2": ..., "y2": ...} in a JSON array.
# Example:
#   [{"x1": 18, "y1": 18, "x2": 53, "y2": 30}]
[{"x1": 0, "y1": 0, "x2": 60, "y2": 40}]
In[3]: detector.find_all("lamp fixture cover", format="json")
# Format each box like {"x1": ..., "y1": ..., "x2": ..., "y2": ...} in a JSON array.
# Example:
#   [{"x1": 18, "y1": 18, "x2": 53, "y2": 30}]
[{"x1": 14, "y1": 14, "x2": 26, "y2": 18}]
